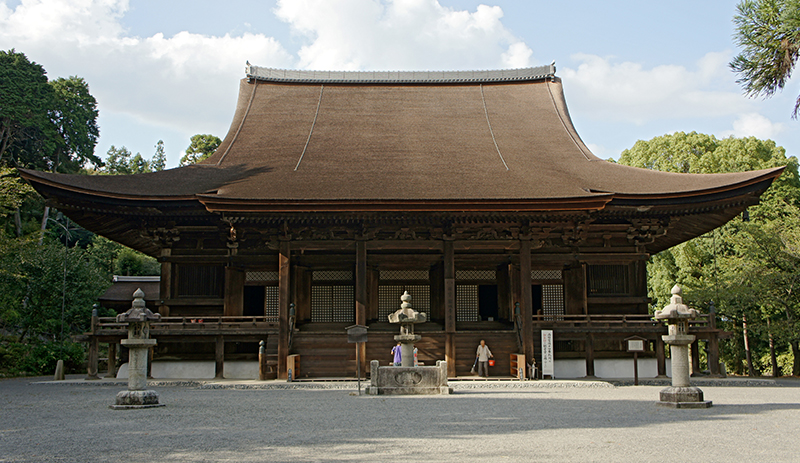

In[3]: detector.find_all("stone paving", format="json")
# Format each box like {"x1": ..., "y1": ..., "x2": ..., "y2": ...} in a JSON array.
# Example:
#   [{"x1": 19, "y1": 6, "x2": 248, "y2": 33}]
[{"x1": 1, "y1": 376, "x2": 798, "y2": 462}]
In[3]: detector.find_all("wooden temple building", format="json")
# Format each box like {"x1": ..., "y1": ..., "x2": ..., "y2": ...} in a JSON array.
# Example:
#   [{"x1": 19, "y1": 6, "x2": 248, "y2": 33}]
[{"x1": 21, "y1": 64, "x2": 783, "y2": 380}]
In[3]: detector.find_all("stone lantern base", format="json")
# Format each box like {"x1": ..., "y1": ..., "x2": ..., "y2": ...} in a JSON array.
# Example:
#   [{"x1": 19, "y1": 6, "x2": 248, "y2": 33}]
[
  {"x1": 110, "y1": 390, "x2": 165, "y2": 410},
  {"x1": 656, "y1": 386, "x2": 712, "y2": 409}
]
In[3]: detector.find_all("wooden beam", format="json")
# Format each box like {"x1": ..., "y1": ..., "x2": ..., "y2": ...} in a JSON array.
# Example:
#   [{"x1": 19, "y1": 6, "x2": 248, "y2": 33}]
[
  {"x1": 355, "y1": 240, "x2": 367, "y2": 326},
  {"x1": 366, "y1": 241, "x2": 444, "y2": 251},
  {"x1": 278, "y1": 241, "x2": 291, "y2": 379},
  {"x1": 520, "y1": 239, "x2": 534, "y2": 361}
]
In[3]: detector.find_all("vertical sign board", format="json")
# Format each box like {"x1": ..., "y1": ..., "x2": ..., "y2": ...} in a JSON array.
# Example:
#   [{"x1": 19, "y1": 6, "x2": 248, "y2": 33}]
[{"x1": 541, "y1": 329, "x2": 554, "y2": 378}]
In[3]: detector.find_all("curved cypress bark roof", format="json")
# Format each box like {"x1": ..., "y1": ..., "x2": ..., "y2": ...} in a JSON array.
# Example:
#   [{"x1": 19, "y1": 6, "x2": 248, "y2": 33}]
[{"x1": 21, "y1": 65, "x2": 783, "y2": 214}]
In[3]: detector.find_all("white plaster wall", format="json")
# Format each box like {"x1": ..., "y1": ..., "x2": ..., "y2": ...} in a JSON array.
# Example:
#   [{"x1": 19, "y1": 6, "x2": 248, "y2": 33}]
[
  {"x1": 552, "y1": 358, "x2": 672, "y2": 379},
  {"x1": 117, "y1": 360, "x2": 260, "y2": 379}
]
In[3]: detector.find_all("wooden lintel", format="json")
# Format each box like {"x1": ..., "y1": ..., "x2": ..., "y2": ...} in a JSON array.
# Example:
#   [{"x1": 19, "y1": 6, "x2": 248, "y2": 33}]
[
  {"x1": 366, "y1": 240, "x2": 444, "y2": 251},
  {"x1": 454, "y1": 240, "x2": 520, "y2": 251},
  {"x1": 290, "y1": 241, "x2": 357, "y2": 251}
]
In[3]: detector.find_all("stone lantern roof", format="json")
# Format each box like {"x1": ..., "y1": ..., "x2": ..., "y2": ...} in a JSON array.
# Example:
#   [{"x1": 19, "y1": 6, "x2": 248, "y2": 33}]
[{"x1": 654, "y1": 285, "x2": 698, "y2": 320}]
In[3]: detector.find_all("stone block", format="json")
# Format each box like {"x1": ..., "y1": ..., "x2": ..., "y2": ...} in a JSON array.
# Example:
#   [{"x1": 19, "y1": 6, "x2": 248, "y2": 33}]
[{"x1": 110, "y1": 390, "x2": 165, "y2": 409}]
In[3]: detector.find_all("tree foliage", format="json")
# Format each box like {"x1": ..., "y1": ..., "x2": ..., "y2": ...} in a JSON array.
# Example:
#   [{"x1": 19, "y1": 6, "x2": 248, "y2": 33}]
[
  {"x1": 103, "y1": 145, "x2": 151, "y2": 175},
  {"x1": 180, "y1": 134, "x2": 221, "y2": 166},
  {"x1": 619, "y1": 132, "x2": 800, "y2": 375},
  {"x1": 151, "y1": 140, "x2": 167, "y2": 172},
  {"x1": 0, "y1": 49, "x2": 101, "y2": 172},
  {"x1": 730, "y1": 0, "x2": 800, "y2": 118}
]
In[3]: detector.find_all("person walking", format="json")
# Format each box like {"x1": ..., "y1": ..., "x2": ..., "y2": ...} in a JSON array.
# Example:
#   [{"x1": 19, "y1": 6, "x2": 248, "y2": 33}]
[
  {"x1": 476, "y1": 340, "x2": 493, "y2": 377},
  {"x1": 391, "y1": 342, "x2": 402, "y2": 366}
]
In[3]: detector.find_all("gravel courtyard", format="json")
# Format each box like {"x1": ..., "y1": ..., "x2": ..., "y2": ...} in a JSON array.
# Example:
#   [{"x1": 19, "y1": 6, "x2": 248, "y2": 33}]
[{"x1": 1, "y1": 377, "x2": 798, "y2": 462}]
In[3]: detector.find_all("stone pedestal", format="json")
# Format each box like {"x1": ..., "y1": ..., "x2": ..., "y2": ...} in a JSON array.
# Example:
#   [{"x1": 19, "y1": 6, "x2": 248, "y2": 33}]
[
  {"x1": 369, "y1": 291, "x2": 450, "y2": 394},
  {"x1": 367, "y1": 360, "x2": 451, "y2": 395}
]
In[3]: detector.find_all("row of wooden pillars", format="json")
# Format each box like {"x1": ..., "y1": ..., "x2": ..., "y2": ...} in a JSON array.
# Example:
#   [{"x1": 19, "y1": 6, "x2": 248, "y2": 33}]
[{"x1": 263, "y1": 239, "x2": 542, "y2": 378}]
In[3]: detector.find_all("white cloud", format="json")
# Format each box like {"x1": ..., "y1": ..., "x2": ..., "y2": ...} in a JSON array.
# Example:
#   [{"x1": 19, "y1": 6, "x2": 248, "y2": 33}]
[
  {"x1": 0, "y1": 0, "x2": 293, "y2": 138},
  {"x1": 274, "y1": 0, "x2": 532, "y2": 70},
  {"x1": 0, "y1": 0, "x2": 534, "y2": 166},
  {"x1": 721, "y1": 113, "x2": 785, "y2": 140},
  {"x1": 560, "y1": 52, "x2": 752, "y2": 125}
]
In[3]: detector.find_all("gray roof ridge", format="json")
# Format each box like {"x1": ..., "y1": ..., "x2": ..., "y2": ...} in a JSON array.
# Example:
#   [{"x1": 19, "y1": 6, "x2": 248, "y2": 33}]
[{"x1": 245, "y1": 63, "x2": 556, "y2": 84}]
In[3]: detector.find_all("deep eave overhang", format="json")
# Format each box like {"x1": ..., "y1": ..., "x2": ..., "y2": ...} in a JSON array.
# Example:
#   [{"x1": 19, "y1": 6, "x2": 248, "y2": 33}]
[{"x1": 194, "y1": 196, "x2": 615, "y2": 213}]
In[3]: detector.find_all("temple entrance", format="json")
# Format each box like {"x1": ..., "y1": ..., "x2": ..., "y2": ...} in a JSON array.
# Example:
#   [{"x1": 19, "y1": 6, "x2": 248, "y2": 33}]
[
  {"x1": 243, "y1": 286, "x2": 264, "y2": 317},
  {"x1": 478, "y1": 285, "x2": 499, "y2": 321}
]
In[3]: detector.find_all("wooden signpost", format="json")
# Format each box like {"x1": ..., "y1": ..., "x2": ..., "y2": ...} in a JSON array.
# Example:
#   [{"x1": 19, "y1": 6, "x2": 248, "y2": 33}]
[{"x1": 625, "y1": 336, "x2": 647, "y2": 385}]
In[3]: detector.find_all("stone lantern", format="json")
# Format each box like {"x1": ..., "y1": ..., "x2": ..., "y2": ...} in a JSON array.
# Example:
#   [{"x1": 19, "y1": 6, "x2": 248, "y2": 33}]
[
  {"x1": 654, "y1": 285, "x2": 712, "y2": 408},
  {"x1": 388, "y1": 291, "x2": 426, "y2": 367},
  {"x1": 110, "y1": 288, "x2": 165, "y2": 409}
]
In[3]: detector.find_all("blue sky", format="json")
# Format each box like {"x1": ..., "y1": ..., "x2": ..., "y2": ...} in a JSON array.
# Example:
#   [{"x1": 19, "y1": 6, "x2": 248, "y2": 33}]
[{"x1": 1, "y1": 0, "x2": 797, "y2": 168}]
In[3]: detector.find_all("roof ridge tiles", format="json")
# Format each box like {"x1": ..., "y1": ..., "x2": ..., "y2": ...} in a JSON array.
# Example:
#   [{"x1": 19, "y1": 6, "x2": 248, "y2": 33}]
[{"x1": 245, "y1": 63, "x2": 556, "y2": 84}]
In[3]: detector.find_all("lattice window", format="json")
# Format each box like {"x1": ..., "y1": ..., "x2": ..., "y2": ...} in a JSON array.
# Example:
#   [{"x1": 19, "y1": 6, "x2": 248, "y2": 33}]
[
  {"x1": 379, "y1": 270, "x2": 429, "y2": 281},
  {"x1": 378, "y1": 285, "x2": 430, "y2": 320},
  {"x1": 456, "y1": 270, "x2": 495, "y2": 281},
  {"x1": 264, "y1": 286, "x2": 279, "y2": 320},
  {"x1": 246, "y1": 271, "x2": 279, "y2": 283},
  {"x1": 176, "y1": 265, "x2": 223, "y2": 297},
  {"x1": 531, "y1": 270, "x2": 562, "y2": 280},
  {"x1": 311, "y1": 285, "x2": 354, "y2": 322},
  {"x1": 542, "y1": 284, "x2": 565, "y2": 318},
  {"x1": 313, "y1": 270, "x2": 353, "y2": 281},
  {"x1": 587, "y1": 265, "x2": 629, "y2": 295},
  {"x1": 456, "y1": 285, "x2": 479, "y2": 321}
]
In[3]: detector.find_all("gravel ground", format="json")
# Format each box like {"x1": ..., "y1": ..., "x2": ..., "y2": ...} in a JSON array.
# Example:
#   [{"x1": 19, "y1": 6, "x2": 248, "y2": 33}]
[{"x1": 1, "y1": 377, "x2": 798, "y2": 462}]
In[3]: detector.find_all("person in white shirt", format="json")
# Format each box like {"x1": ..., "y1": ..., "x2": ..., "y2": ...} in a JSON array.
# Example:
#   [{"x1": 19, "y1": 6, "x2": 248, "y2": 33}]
[{"x1": 476, "y1": 340, "x2": 493, "y2": 378}]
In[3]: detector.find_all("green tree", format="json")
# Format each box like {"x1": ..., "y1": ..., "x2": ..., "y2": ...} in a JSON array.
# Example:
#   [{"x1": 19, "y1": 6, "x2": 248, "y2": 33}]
[
  {"x1": 730, "y1": 0, "x2": 800, "y2": 118},
  {"x1": 619, "y1": 132, "x2": 800, "y2": 375},
  {"x1": 103, "y1": 146, "x2": 150, "y2": 175},
  {"x1": 0, "y1": 234, "x2": 111, "y2": 375},
  {"x1": 0, "y1": 50, "x2": 55, "y2": 169},
  {"x1": 180, "y1": 134, "x2": 221, "y2": 166},
  {"x1": 49, "y1": 76, "x2": 101, "y2": 171},
  {"x1": 151, "y1": 140, "x2": 167, "y2": 171},
  {"x1": 0, "y1": 50, "x2": 101, "y2": 172}
]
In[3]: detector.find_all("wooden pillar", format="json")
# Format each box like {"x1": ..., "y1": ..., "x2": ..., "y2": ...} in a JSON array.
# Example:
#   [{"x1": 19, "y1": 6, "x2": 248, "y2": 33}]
[
  {"x1": 355, "y1": 240, "x2": 367, "y2": 375},
  {"x1": 278, "y1": 241, "x2": 291, "y2": 379},
  {"x1": 355, "y1": 240, "x2": 367, "y2": 326},
  {"x1": 655, "y1": 336, "x2": 667, "y2": 377},
  {"x1": 158, "y1": 249, "x2": 172, "y2": 317},
  {"x1": 444, "y1": 239, "x2": 456, "y2": 377},
  {"x1": 215, "y1": 335, "x2": 224, "y2": 379},
  {"x1": 707, "y1": 305, "x2": 720, "y2": 375},
  {"x1": 105, "y1": 342, "x2": 118, "y2": 379},
  {"x1": 295, "y1": 267, "x2": 311, "y2": 323},
  {"x1": 520, "y1": 239, "x2": 534, "y2": 362},
  {"x1": 691, "y1": 339, "x2": 701, "y2": 376},
  {"x1": 585, "y1": 333, "x2": 595, "y2": 377},
  {"x1": 496, "y1": 264, "x2": 511, "y2": 321},
  {"x1": 429, "y1": 264, "x2": 444, "y2": 322},
  {"x1": 563, "y1": 264, "x2": 587, "y2": 316},
  {"x1": 224, "y1": 266, "x2": 244, "y2": 316},
  {"x1": 86, "y1": 337, "x2": 99, "y2": 380},
  {"x1": 367, "y1": 267, "x2": 379, "y2": 322}
]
